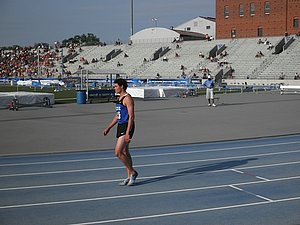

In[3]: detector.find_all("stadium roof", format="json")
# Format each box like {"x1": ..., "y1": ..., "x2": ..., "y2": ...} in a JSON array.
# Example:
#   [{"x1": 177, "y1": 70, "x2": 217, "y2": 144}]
[
  {"x1": 173, "y1": 29, "x2": 207, "y2": 40},
  {"x1": 130, "y1": 27, "x2": 208, "y2": 43},
  {"x1": 130, "y1": 27, "x2": 180, "y2": 43}
]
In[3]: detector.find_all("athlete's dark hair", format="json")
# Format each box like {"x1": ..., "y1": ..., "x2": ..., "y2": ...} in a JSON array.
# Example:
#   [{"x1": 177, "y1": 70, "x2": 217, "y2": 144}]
[{"x1": 114, "y1": 78, "x2": 128, "y2": 91}]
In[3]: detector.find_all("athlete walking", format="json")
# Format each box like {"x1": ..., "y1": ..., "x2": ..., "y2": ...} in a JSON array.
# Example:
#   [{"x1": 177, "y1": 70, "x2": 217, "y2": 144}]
[{"x1": 103, "y1": 78, "x2": 138, "y2": 186}]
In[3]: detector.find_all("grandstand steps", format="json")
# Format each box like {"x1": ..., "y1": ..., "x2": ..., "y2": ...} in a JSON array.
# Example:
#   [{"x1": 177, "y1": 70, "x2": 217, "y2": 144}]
[
  {"x1": 257, "y1": 37, "x2": 300, "y2": 80},
  {"x1": 137, "y1": 40, "x2": 223, "y2": 78},
  {"x1": 220, "y1": 37, "x2": 282, "y2": 79},
  {"x1": 46, "y1": 36, "x2": 299, "y2": 81}
]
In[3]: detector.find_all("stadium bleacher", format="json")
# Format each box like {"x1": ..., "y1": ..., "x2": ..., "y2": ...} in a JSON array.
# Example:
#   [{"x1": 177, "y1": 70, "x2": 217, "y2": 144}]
[
  {"x1": 257, "y1": 37, "x2": 300, "y2": 80},
  {"x1": 2, "y1": 35, "x2": 299, "y2": 85},
  {"x1": 58, "y1": 35, "x2": 299, "y2": 83}
]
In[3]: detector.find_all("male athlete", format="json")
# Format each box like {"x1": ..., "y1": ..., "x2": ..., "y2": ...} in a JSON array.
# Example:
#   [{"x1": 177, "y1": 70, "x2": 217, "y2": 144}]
[{"x1": 103, "y1": 78, "x2": 138, "y2": 186}]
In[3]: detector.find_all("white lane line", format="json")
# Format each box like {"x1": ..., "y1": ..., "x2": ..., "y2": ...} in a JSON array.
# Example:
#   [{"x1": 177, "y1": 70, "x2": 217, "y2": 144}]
[
  {"x1": 1, "y1": 161, "x2": 299, "y2": 191},
  {"x1": 229, "y1": 185, "x2": 273, "y2": 202},
  {"x1": 256, "y1": 176, "x2": 270, "y2": 181},
  {"x1": 231, "y1": 169, "x2": 270, "y2": 181},
  {"x1": 1, "y1": 140, "x2": 300, "y2": 167},
  {"x1": 1, "y1": 175, "x2": 299, "y2": 209},
  {"x1": 1, "y1": 149, "x2": 300, "y2": 178},
  {"x1": 67, "y1": 196, "x2": 300, "y2": 225},
  {"x1": 231, "y1": 169, "x2": 244, "y2": 174},
  {"x1": 0, "y1": 156, "x2": 116, "y2": 167},
  {"x1": 0, "y1": 178, "x2": 125, "y2": 191}
]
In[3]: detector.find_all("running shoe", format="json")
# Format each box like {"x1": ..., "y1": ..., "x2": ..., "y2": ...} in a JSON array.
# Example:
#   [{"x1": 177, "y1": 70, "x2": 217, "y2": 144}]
[
  {"x1": 212, "y1": 103, "x2": 216, "y2": 107},
  {"x1": 119, "y1": 177, "x2": 130, "y2": 186},
  {"x1": 127, "y1": 171, "x2": 138, "y2": 186}
]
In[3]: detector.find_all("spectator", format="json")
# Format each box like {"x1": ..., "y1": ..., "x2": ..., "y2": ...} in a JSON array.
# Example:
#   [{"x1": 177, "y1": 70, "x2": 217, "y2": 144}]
[
  {"x1": 267, "y1": 43, "x2": 274, "y2": 50},
  {"x1": 264, "y1": 38, "x2": 269, "y2": 45},
  {"x1": 205, "y1": 34, "x2": 209, "y2": 41},
  {"x1": 279, "y1": 72, "x2": 285, "y2": 80},
  {"x1": 255, "y1": 51, "x2": 264, "y2": 57}
]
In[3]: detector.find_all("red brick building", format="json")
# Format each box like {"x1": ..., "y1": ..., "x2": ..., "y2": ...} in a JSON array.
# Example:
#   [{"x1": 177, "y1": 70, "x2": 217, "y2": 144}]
[{"x1": 216, "y1": 0, "x2": 300, "y2": 39}]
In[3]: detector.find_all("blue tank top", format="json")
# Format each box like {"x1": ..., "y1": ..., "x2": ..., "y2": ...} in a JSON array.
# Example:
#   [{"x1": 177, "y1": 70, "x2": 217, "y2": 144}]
[{"x1": 116, "y1": 94, "x2": 129, "y2": 124}]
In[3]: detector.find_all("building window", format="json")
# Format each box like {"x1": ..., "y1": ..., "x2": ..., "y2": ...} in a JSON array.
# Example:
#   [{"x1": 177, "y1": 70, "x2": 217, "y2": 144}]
[
  {"x1": 194, "y1": 21, "x2": 198, "y2": 27},
  {"x1": 224, "y1": 6, "x2": 229, "y2": 18},
  {"x1": 206, "y1": 26, "x2": 211, "y2": 30},
  {"x1": 294, "y1": 17, "x2": 299, "y2": 28},
  {"x1": 186, "y1": 27, "x2": 191, "y2": 31},
  {"x1": 264, "y1": 2, "x2": 270, "y2": 15},
  {"x1": 250, "y1": 3, "x2": 255, "y2": 16},
  {"x1": 239, "y1": 4, "x2": 244, "y2": 17}
]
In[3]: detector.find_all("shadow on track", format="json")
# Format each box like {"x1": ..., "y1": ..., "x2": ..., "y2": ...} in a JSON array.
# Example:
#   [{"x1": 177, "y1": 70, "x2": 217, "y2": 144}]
[{"x1": 137, "y1": 158, "x2": 257, "y2": 185}]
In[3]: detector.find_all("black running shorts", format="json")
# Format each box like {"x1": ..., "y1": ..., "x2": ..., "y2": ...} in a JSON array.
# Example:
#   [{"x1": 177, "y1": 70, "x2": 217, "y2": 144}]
[{"x1": 116, "y1": 122, "x2": 135, "y2": 138}]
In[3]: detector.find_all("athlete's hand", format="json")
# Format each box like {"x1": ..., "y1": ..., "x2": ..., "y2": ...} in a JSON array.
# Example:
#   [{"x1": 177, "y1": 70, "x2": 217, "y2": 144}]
[
  {"x1": 103, "y1": 128, "x2": 110, "y2": 136},
  {"x1": 124, "y1": 134, "x2": 131, "y2": 143}
]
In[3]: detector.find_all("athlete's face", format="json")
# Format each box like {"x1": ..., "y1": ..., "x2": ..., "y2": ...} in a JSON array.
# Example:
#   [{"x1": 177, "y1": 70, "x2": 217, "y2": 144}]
[{"x1": 113, "y1": 83, "x2": 123, "y2": 94}]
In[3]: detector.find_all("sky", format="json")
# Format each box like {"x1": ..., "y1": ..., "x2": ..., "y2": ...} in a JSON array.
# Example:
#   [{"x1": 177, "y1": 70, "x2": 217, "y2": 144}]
[{"x1": 0, "y1": 0, "x2": 215, "y2": 47}]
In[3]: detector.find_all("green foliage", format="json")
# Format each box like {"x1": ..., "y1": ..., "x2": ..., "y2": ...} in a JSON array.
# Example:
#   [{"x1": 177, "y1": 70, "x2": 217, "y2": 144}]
[
  {"x1": 33, "y1": 42, "x2": 50, "y2": 49},
  {"x1": 1, "y1": 33, "x2": 101, "y2": 49},
  {"x1": 0, "y1": 45, "x2": 22, "y2": 50},
  {"x1": 62, "y1": 33, "x2": 101, "y2": 47}
]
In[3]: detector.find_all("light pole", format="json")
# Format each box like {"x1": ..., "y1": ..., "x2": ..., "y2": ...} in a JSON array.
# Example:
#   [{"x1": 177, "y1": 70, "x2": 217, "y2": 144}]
[
  {"x1": 37, "y1": 46, "x2": 40, "y2": 77},
  {"x1": 130, "y1": 0, "x2": 134, "y2": 35},
  {"x1": 152, "y1": 18, "x2": 158, "y2": 27},
  {"x1": 60, "y1": 49, "x2": 64, "y2": 79}
]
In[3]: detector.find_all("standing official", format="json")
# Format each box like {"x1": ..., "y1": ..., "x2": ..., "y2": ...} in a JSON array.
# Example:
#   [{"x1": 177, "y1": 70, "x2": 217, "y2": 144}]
[{"x1": 203, "y1": 75, "x2": 216, "y2": 107}]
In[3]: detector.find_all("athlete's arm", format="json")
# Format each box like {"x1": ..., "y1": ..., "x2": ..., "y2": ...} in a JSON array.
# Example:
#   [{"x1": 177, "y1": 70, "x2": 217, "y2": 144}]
[{"x1": 103, "y1": 115, "x2": 118, "y2": 136}]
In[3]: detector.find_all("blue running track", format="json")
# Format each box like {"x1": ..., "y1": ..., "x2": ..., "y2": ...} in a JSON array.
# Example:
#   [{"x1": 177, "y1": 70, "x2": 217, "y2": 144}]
[{"x1": 1, "y1": 134, "x2": 300, "y2": 225}]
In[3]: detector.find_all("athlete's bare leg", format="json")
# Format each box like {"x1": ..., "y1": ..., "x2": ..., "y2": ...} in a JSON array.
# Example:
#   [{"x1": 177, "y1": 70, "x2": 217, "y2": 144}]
[{"x1": 115, "y1": 136, "x2": 135, "y2": 177}]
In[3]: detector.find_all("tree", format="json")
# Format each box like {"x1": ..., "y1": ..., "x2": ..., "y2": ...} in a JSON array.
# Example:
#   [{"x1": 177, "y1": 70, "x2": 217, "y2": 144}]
[{"x1": 62, "y1": 33, "x2": 101, "y2": 47}]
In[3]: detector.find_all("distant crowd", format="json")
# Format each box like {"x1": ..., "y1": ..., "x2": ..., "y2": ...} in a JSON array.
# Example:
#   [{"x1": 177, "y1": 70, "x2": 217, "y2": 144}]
[
  {"x1": 0, "y1": 44, "x2": 78, "y2": 79},
  {"x1": 0, "y1": 46, "x2": 61, "y2": 78}
]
